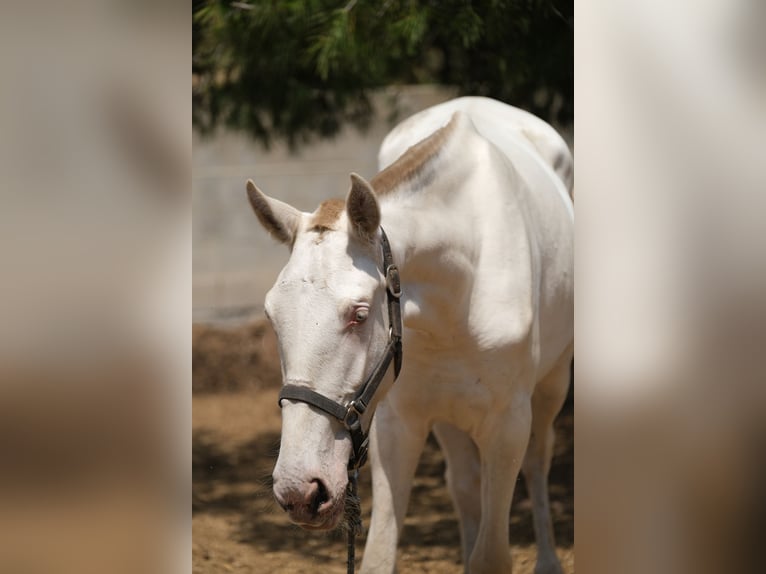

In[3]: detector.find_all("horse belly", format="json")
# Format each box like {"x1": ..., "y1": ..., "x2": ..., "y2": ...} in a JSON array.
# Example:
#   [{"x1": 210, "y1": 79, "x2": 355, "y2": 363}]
[{"x1": 523, "y1": 169, "x2": 574, "y2": 378}]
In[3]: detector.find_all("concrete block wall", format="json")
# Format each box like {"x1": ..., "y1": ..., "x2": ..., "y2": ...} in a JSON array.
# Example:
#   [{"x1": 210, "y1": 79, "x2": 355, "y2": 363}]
[{"x1": 193, "y1": 86, "x2": 455, "y2": 323}]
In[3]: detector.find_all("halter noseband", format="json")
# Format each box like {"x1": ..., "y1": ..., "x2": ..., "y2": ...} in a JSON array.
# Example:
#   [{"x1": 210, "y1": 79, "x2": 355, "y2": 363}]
[{"x1": 277, "y1": 227, "x2": 403, "y2": 471}]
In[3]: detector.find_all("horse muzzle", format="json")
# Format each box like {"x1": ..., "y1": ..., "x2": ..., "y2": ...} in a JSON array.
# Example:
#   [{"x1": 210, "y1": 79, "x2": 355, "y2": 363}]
[{"x1": 273, "y1": 476, "x2": 345, "y2": 530}]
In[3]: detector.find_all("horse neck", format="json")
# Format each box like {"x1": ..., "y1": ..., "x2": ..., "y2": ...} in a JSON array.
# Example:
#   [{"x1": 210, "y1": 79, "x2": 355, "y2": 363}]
[{"x1": 378, "y1": 165, "x2": 478, "y2": 344}]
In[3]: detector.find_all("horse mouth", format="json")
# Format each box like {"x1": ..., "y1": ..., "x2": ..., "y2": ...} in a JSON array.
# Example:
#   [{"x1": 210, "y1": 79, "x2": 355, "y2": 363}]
[{"x1": 291, "y1": 498, "x2": 345, "y2": 531}]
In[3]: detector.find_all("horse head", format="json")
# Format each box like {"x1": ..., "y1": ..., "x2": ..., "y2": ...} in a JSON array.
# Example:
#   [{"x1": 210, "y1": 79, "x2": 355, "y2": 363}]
[{"x1": 246, "y1": 174, "x2": 395, "y2": 530}]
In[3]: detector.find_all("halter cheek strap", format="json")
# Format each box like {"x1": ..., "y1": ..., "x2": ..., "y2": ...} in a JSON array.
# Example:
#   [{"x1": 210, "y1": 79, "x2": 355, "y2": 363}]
[{"x1": 277, "y1": 227, "x2": 403, "y2": 471}]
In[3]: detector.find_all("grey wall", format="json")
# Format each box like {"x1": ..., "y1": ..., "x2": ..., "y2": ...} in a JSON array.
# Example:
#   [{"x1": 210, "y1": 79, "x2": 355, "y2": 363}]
[{"x1": 193, "y1": 86, "x2": 454, "y2": 323}]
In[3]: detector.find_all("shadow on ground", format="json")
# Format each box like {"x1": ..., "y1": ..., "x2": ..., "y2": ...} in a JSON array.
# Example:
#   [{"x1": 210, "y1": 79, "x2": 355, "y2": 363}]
[{"x1": 193, "y1": 399, "x2": 573, "y2": 566}]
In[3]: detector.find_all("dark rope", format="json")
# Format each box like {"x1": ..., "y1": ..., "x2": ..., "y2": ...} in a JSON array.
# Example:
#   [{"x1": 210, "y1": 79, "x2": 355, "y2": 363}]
[{"x1": 346, "y1": 470, "x2": 362, "y2": 574}]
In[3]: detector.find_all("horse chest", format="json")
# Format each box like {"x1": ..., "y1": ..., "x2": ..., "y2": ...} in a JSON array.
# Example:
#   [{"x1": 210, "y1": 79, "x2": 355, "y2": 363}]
[{"x1": 389, "y1": 348, "x2": 515, "y2": 430}]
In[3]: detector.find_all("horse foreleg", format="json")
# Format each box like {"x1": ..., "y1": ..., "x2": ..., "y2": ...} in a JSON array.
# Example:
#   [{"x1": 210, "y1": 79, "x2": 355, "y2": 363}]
[
  {"x1": 469, "y1": 395, "x2": 532, "y2": 574},
  {"x1": 360, "y1": 398, "x2": 427, "y2": 574},
  {"x1": 433, "y1": 421, "x2": 481, "y2": 572}
]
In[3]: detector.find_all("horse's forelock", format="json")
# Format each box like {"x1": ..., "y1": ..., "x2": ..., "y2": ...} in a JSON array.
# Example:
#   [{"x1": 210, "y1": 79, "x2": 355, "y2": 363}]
[{"x1": 308, "y1": 198, "x2": 345, "y2": 233}]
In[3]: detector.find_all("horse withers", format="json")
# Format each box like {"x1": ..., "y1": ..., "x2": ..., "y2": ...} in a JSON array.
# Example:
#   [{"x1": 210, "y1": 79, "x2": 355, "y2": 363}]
[{"x1": 246, "y1": 97, "x2": 574, "y2": 574}]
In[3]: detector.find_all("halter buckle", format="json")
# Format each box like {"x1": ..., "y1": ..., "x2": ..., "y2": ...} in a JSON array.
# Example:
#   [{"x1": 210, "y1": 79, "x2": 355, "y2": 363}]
[{"x1": 343, "y1": 401, "x2": 364, "y2": 431}]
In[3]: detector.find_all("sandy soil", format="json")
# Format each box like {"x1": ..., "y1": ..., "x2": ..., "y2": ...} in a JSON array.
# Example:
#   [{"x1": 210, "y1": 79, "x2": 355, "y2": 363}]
[{"x1": 192, "y1": 321, "x2": 573, "y2": 573}]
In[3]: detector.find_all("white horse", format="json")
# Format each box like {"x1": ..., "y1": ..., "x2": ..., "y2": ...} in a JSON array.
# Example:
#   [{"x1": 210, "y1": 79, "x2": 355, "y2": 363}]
[{"x1": 246, "y1": 97, "x2": 573, "y2": 574}]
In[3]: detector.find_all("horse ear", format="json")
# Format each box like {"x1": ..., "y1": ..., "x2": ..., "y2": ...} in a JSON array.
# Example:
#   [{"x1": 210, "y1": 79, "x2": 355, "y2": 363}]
[
  {"x1": 346, "y1": 173, "x2": 380, "y2": 241},
  {"x1": 246, "y1": 179, "x2": 301, "y2": 245}
]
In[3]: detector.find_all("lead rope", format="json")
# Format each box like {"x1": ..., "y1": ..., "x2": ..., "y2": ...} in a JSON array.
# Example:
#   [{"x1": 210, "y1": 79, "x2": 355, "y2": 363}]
[{"x1": 346, "y1": 469, "x2": 362, "y2": 574}]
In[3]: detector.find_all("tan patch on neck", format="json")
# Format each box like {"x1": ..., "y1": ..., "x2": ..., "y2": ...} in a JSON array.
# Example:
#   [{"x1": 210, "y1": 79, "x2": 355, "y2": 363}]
[
  {"x1": 371, "y1": 113, "x2": 460, "y2": 195},
  {"x1": 308, "y1": 198, "x2": 345, "y2": 232}
]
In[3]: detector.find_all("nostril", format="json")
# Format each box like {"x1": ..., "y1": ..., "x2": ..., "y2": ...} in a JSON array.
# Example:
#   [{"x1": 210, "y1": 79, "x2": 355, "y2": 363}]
[{"x1": 308, "y1": 478, "x2": 330, "y2": 515}]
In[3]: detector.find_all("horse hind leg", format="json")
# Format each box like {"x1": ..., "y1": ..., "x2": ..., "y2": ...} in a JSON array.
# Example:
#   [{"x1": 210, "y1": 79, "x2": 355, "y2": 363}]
[
  {"x1": 522, "y1": 347, "x2": 572, "y2": 574},
  {"x1": 433, "y1": 422, "x2": 481, "y2": 573}
]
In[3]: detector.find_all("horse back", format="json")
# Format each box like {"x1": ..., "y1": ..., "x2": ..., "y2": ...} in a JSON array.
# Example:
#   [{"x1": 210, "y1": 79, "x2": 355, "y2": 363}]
[
  {"x1": 379, "y1": 97, "x2": 574, "y2": 376},
  {"x1": 379, "y1": 96, "x2": 573, "y2": 197}
]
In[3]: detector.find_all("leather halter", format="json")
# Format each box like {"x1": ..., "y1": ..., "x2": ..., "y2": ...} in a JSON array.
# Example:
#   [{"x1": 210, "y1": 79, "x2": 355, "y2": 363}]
[{"x1": 277, "y1": 227, "x2": 403, "y2": 471}]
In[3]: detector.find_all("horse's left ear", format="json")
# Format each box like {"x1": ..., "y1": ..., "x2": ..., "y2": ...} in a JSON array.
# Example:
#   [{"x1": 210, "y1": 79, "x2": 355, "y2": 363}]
[{"x1": 346, "y1": 173, "x2": 380, "y2": 241}]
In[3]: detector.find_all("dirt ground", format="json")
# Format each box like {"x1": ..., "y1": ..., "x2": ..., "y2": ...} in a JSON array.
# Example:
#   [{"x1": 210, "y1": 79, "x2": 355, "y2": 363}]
[{"x1": 192, "y1": 320, "x2": 573, "y2": 573}]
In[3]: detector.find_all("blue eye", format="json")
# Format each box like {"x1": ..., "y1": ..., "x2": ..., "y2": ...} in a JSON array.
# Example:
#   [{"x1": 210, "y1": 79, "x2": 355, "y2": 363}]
[{"x1": 354, "y1": 309, "x2": 368, "y2": 323}]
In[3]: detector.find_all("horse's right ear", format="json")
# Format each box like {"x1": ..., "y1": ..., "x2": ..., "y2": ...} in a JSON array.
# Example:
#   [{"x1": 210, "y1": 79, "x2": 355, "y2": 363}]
[
  {"x1": 246, "y1": 180, "x2": 301, "y2": 245},
  {"x1": 346, "y1": 173, "x2": 380, "y2": 242}
]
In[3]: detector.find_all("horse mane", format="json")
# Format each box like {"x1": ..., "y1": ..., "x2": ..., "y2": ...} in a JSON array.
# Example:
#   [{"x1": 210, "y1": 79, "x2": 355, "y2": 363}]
[
  {"x1": 370, "y1": 113, "x2": 460, "y2": 196},
  {"x1": 306, "y1": 113, "x2": 460, "y2": 233}
]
